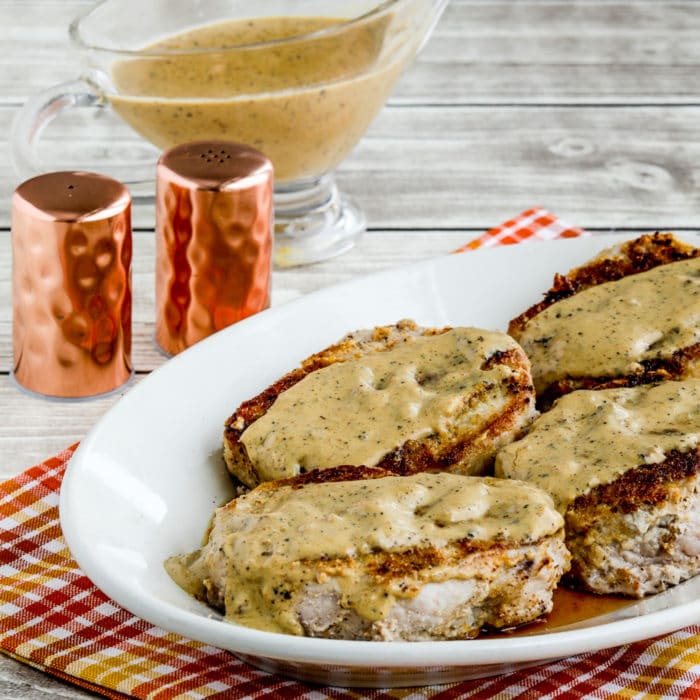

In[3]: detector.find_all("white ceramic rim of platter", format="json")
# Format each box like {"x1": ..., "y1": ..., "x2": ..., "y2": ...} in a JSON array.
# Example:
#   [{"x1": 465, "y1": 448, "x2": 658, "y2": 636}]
[{"x1": 60, "y1": 233, "x2": 700, "y2": 682}]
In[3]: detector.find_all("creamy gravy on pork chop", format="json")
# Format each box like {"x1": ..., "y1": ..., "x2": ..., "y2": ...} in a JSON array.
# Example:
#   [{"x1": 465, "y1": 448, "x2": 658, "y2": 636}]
[
  {"x1": 167, "y1": 469, "x2": 566, "y2": 638},
  {"x1": 240, "y1": 327, "x2": 530, "y2": 481},
  {"x1": 517, "y1": 257, "x2": 700, "y2": 395},
  {"x1": 496, "y1": 380, "x2": 700, "y2": 511}
]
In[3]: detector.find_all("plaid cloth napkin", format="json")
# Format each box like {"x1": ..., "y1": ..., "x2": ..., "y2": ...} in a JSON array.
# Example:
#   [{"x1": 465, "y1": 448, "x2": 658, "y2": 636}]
[{"x1": 3, "y1": 207, "x2": 700, "y2": 699}]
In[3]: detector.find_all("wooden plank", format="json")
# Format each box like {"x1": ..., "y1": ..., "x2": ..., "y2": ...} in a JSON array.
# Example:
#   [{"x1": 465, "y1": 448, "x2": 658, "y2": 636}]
[
  {"x1": 343, "y1": 105, "x2": 700, "y2": 230},
  {"x1": 2, "y1": 104, "x2": 700, "y2": 230},
  {"x1": 0, "y1": 656, "x2": 94, "y2": 700},
  {"x1": 0, "y1": 377, "x2": 137, "y2": 479},
  {"x1": 2, "y1": 2, "x2": 700, "y2": 105}
]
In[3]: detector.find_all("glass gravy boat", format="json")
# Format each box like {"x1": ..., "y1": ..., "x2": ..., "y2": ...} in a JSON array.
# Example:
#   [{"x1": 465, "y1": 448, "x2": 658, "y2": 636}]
[{"x1": 12, "y1": 0, "x2": 448, "y2": 266}]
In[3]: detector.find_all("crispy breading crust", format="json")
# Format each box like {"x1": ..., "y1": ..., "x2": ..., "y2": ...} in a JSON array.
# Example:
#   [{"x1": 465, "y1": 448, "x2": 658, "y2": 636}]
[
  {"x1": 310, "y1": 538, "x2": 566, "y2": 638},
  {"x1": 565, "y1": 449, "x2": 700, "y2": 596},
  {"x1": 507, "y1": 233, "x2": 700, "y2": 407},
  {"x1": 223, "y1": 320, "x2": 536, "y2": 487},
  {"x1": 508, "y1": 233, "x2": 700, "y2": 337},
  {"x1": 569, "y1": 449, "x2": 700, "y2": 517},
  {"x1": 536, "y1": 344, "x2": 700, "y2": 409},
  {"x1": 264, "y1": 464, "x2": 393, "y2": 489}
]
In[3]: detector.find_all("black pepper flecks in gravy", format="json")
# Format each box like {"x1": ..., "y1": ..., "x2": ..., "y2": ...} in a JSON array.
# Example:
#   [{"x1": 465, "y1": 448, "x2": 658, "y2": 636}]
[
  {"x1": 496, "y1": 380, "x2": 700, "y2": 511},
  {"x1": 110, "y1": 15, "x2": 400, "y2": 182},
  {"x1": 240, "y1": 328, "x2": 524, "y2": 482},
  {"x1": 517, "y1": 257, "x2": 700, "y2": 394},
  {"x1": 166, "y1": 472, "x2": 563, "y2": 634}
]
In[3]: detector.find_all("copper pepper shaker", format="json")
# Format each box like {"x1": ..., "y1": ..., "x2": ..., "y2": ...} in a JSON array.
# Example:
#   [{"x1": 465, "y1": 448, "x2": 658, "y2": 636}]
[
  {"x1": 155, "y1": 141, "x2": 274, "y2": 356},
  {"x1": 11, "y1": 171, "x2": 132, "y2": 398}
]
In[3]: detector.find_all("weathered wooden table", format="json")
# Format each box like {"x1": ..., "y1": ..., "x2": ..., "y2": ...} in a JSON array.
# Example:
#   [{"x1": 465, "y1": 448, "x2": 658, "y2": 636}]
[{"x1": 2, "y1": 1, "x2": 700, "y2": 696}]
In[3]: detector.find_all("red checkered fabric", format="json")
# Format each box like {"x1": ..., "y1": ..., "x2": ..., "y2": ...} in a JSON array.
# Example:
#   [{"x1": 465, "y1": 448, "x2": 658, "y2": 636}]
[
  {"x1": 3, "y1": 209, "x2": 700, "y2": 699},
  {"x1": 5, "y1": 447, "x2": 700, "y2": 699},
  {"x1": 452, "y1": 207, "x2": 587, "y2": 252}
]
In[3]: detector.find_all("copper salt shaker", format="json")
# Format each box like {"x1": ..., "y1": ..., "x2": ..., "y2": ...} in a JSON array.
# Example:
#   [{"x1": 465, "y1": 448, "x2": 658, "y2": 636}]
[
  {"x1": 12, "y1": 171, "x2": 132, "y2": 398},
  {"x1": 155, "y1": 141, "x2": 273, "y2": 356}
]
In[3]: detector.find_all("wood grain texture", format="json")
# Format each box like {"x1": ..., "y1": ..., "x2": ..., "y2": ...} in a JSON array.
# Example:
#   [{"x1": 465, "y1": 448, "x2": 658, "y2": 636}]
[
  {"x1": 2, "y1": 104, "x2": 700, "y2": 229},
  {"x1": 0, "y1": 656, "x2": 94, "y2": 699}
]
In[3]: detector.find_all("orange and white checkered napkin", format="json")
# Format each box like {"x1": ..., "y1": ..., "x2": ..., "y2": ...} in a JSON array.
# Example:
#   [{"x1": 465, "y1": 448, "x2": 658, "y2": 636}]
[
  {"x1": 452, "y1": 207, "x2": 587, "y2": 253},
  {"x1": 3, "y1": 208, "x2": 700, "y2": 699}
]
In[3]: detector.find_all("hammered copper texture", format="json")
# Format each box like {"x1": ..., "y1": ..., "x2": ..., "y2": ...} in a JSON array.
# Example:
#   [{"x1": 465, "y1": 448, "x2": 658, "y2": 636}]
[
  {"x1": 12, "y1": 172, "x2": 132, "y2": 398},
  {"x1": 155, "y1": 142, "x2": 273, "y2": 356}
]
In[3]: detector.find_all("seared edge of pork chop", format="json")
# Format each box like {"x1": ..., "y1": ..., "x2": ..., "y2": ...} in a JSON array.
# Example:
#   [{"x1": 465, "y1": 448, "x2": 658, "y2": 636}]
[
  {"x1": 565, "y1": 449, "x2": 700, "y2": 597},
  {"x1": 509, "y1": 233, "x2": 700, "y2": 339},
  {"x1": 293, "y1": 537, "x2": 569, "y2": 640}
]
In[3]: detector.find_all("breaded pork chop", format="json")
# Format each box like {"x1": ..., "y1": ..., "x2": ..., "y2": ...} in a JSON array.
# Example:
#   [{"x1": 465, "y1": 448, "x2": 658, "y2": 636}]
[
  {"x1": 565, "y1": 450, "x2": 700, "y2": 597},
  {"x1": 508, "y1": 233, "x2": 700, "y2": 408},
  {"x1": 224, "y1": 320, "x2": 536, "y2": 488},
  {"x1": 166, "y1": 466, "x2": 569, "y2": 640},
  {"x1": 496, "y1": 380, "x2": 700, "y2": 597}
]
